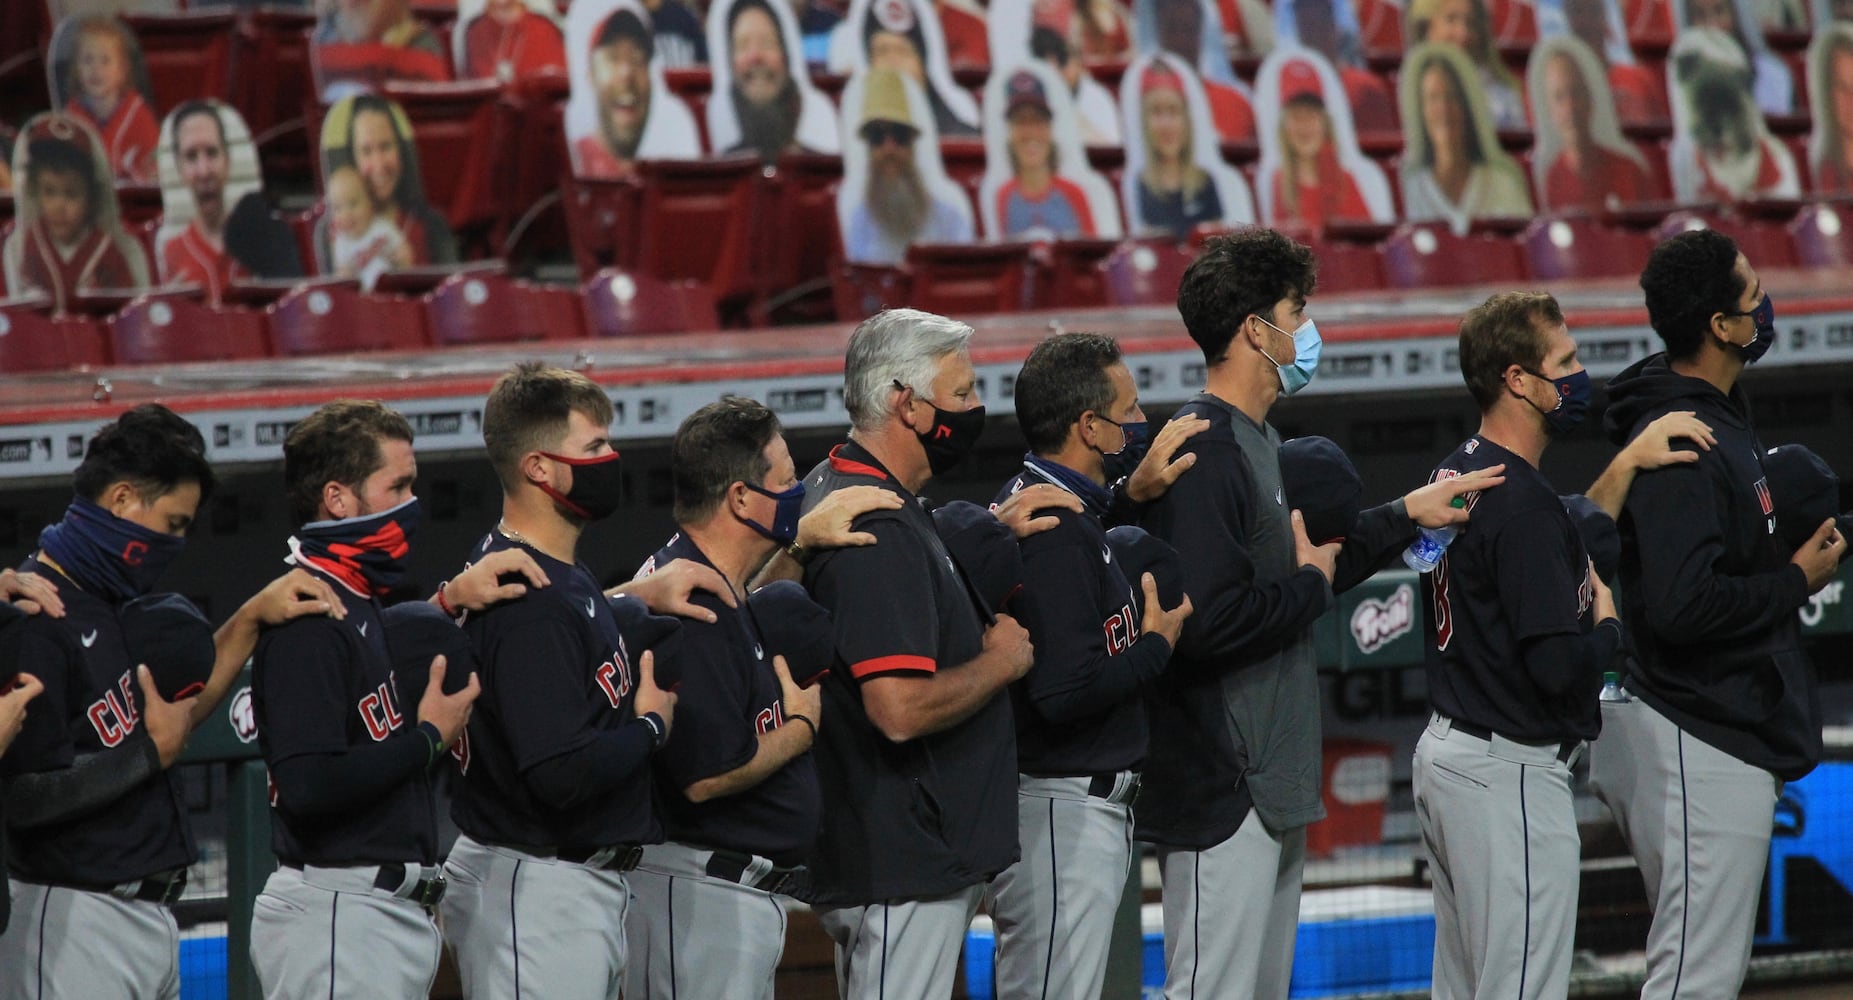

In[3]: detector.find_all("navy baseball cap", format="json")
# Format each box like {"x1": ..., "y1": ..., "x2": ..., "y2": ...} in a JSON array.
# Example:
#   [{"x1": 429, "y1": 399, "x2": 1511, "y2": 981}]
[
  {"x1": 1280, "y1": 436, "x2": 1364, "y2": 546},
  {"x1": 749, "y1": 580, "x2": 836, "y2": 687},
  {"x1": 119, "y1": 593, "x2": 215, "y2": 701},
  {"x1": 1559, "y1": 494, "x2": 1620, "y2": 584},
  {"x1": 932, "y1": 501, "x2": 1025, "y2": 616},
  {"x1": 608, "y1": 593, "x2": 686, "y2": 689},
  {"x1": 1765, "y1": 444, "x2": 1841, "y2": 551},
  {"x1": 383, "y1": 600, "x2": 478, "y2": 700},
  {"x1": 1105, "y1": 525, "x2": 1183, "y2": 618}
]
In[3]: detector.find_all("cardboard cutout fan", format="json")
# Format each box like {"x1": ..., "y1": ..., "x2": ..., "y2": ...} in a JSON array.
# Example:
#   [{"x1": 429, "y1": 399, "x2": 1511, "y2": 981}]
[
  {"x1": 1535, "y1": 0, "x2": 1668, "y2": 123},
  {"x1": 1528, "y1": 36, "x2": 1655, "y2": 211},
  {"x1": 989, "y1": 0, "x2": 1126, "y2": 143},
  {"x1": 1666, "y1": 26, "x2": 1799, "y2": 203},
  {"x1": 708, "y1": 0, "x2": 843, "y2": 160},
  {"x1": 1815, "y1": 0, "x2": 1853, "y2": 26},
  {"x1": 1120, "y1": 52, "x2": 1257, "y2": 237},
  {"x1": 979, "y1": 60, "x2": 1123, "y2": 239},
  {"x1": 1133, "y1": 0, "x2": 1261, "y2": 141},
  {"x1": 154, "y1": 101, "x2": 294, "y2": 300},
  {"x1": 1272, "y1": 0, "x2": 1399, "y2": 131},
  {"x1": 48, "y1": 14, "x2": 160, "y2": 183},
  {"x1": 567, "y1": 0, "x2": 704, "y2": 179},
  {"x1": 1669, "y1": 0, "x2": 1794, "y2": 113},
  {"x1": 3, "y1": 112, "x2": 151, "y2": 309},
  {"x1": 311, "y1": 0, "x2": 453, "y2": 102},
  {"x1": 1405, "y1": 0, "x2": 1529, "y2": 128},
  {"x1": 1808, "y1": 25, "x2": 1853, "y2": 192},
  {"x1": 314, "y1": 94, "x2": 460, "y2": 282},
  {"x1": 827, "y1": 0, "x2": 981, "y2": 137},
  {"x1": 1254, "y1": 47, "x2": 1394, "y2": 227},
  {"x1": 454, "y1": 0, "x2": 568, "y2": 83},
  {"x1": 1399, "y1": 42, "x2": 1535, "y2": 233},
  {"x1": 838, "y1": 68, "x2": 976, "y2": 263}
]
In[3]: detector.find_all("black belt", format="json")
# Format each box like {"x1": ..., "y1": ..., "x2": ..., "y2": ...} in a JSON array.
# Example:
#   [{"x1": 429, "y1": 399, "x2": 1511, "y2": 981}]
[
  {"x1": 373, "y1": 862, "x2": 447, "y2": 908},
  {"x1": 704, "y1": 849, "x2": 804, "y2": 895},
  {"x1": 1448, "y1": 718, "x2": 1579, "y2": 764},
  {"x1": 1088, "y1": 772, "x2": 1141, "y2": 806},
  {"x1": 104, "y1": 868, "x2": 187, "y2": 906},
  {"x1": 556, "y1": 844, "x2": 645, "y2": 871}
]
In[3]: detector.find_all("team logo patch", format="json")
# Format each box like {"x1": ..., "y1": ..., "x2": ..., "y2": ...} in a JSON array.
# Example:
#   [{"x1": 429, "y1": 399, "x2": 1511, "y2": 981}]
[
  {"x1": 1753, "y1": 477, "x2": 1774, "y2": 516},
  {"x1": 1463, "y1": 440, "x2": 1478, "y2": 454},
  {"x1": 1350, "y1": 583, "x2": 1415, "y2": 654}
]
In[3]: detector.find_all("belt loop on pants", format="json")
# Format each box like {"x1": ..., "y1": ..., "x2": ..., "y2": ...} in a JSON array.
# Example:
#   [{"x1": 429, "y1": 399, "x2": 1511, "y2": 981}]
[
  {"x1": 704, "y1": 849, "x2": 805, "y2": 895},
  {"x1": 1088, "y1": 770, "x2": 1141, "y2": 807},
  {"x1": 107, "y1": 868, "x2": 188, "y2": 906},
  {"x1": 373, "y1": 862, "x2": 448, "y2": 908}
]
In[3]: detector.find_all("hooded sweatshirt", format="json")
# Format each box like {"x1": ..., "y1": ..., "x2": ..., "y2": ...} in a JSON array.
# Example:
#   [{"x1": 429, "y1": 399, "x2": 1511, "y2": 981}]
[{"x1": 1603, "y1": 353, "x2": 1820, "y2": 780}]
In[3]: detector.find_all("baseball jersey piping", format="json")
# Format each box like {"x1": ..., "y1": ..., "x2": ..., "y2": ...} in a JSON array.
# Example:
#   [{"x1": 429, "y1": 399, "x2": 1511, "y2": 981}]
[
  {"x1": 1041, "y1": 797, "x2": 1058, "y2": 999},
  {"x1": 1519, "y1": 765, "x2": 1531, "y2": 998},
  {"x1": 1674, "y1": 734, "x2": 1689, "y2": 998}
]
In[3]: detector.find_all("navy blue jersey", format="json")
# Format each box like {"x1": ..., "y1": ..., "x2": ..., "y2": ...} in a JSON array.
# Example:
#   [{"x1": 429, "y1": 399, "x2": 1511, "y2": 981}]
[
  {"x1": 253, "y1": 579, "x2": 437, "y2": 866},
  {"x1": 798, "y1": 441, "x2": 1018, "y2": 904},
  {"x1": 1, "y1": 557, "x2": 193, "y2": 885},
  {"x1": 640, "y1": 533, "x2": 821, "y2": 867},
  {"x1": 1424, "y1": 437, "x2": 1602, "y2": 742},
  {"x1": 996, "y1": 462, "x2": 1170, "y2": 776},
  {"x1": 449, "y1": 531, "x2": 660, "y2": 848}
]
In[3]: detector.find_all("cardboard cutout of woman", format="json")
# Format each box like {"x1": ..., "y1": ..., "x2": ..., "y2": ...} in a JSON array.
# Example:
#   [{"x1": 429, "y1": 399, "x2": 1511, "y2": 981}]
[
  {"x1": 838, "y1": 68, "x2": 976, "y2": 263},
  {"x1": 708, "y1": 0, "x2": 843, "y2": 160},
  {"x1": 1529, "y1": 36, "x2": 1654, "y2": 211},
  {"x1": 1400, "y1": 42, "x2": 1535, "y2": 232},
  {"x1": 3, "y1": 112, "x2": 150, "y2": 309},
  {"x1": 1255, "y1": 47, "x2": 1395, "y2": 227},
  {"x1": 567, "y1": 0, "x2": 704, "y2": 179},
  {"x1": 979, "y1": 60, "x2": 1123, "y2": 239},
  {"x1": 1272, "y1": 0, "x2": 1399, "y2": 131},
  {"x1": 312, "y1": 0, "x2": 453, "y2": 102},
  {"x1": 1666, "y1": 26, "x2": 1799, "y2": 202},
  {"x1": 1120, "y1": 52, "x2": 1257, "y2": 238},
  {"x1": 1808, "y1": 25, "x2": 1853, "y2": 192},
  {"x1": 1670, "y1": 0, "x2": 1794, "y2": 113},
  {"x1": 48, "y1": 15, "x2": 161, "y2": 183},
  {"x1": 455, "y1": 0, "x2": 568, "y2": 83},
  {"x1": 154, "y1": 101, "x2": 278, "y2": 301},
  {"x1": 1406, "y1": 0, "x2": 1529, "y2": 128},
  {"x1": 1536, "y1": 0, "x2": 1667, "y2": 123},
  {"x1": 314, "y1": 94, "x2": 459, "y2": 275},
  {"x1": 1133, "y1": 0, "x2": 1261, "y2": 142},
  {"x1": 827, "y1": 0, "x2": 981, "y2": 137},
  {"x1": 990, "y1": 0, "x2": 1125, "y2": 143}
]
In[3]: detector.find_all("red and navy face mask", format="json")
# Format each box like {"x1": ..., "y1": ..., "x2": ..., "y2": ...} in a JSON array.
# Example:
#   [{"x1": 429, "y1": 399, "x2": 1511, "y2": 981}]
[
  {"x1": 537, "y1": 450, "x2": 624, "y2": 523},
  {"x1": 286, "y1": 496, "x2": 422, "y2": 597},
  {"x1": 38, "y1": 497, "x2": 187, "y2": 602}
]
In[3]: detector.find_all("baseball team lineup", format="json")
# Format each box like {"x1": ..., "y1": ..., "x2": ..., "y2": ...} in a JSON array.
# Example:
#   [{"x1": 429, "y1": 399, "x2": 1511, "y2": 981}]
[{"x1": 0, "y1": 225, "x2": 1846, "y2": 1000}]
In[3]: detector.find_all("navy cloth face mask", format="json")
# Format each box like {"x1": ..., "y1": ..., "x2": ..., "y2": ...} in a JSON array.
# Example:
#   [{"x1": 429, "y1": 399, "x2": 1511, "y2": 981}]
[
  {"x1": 1528, "y1": 368, "x2": 1593, "y2": 435},
  {"x1": 1739, "y1": 294, "x2": 1775, "y2": 363},
  {"x1": 38, "y1": 497, "x2": 186, "y2": 601},
  {"x1": 1098, "y1": 418, "x2": 1150, "y2": 485},
  {"x1": 287, "y1": 496, "x2": 422, "y2": 597},
  {"x1": 743, "y1": 480, "x2": 806, "y2": 545}
]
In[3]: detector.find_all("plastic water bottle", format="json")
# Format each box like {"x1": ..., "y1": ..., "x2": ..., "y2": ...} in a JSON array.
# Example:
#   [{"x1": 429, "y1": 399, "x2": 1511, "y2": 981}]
[
  {"x1": 1402, "y1": 496, "x2": 1467, "y2": 572},
  {"x1": 1598, "y1": 671, "x2": 1631, "y2": 703}
]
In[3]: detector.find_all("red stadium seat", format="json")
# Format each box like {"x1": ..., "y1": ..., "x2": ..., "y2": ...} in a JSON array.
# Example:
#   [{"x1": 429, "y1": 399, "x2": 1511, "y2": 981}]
[
  {"x1": 1623, "y1": 0, "x2": 1674, "y2": 48},
  {"x1": 1307, "y1": 236, "x2": 1389, "y2": 293},
  {"x1": 633, "y1": 157, "x2": 766, "y2": 305},
  {"x1": 234, "y1": 8, "x2": 316, "y2": 178},
  {"x1": 1789, "y1": 203, "x2": 1853, "y2": 269},
  {"x1": 116, "y1": 184, "x2": 164, "y2": 229},
  {"x1": 1354, "y1": 0, "x2": 1404, "y2": 57},
  {"x1": 423, "y1": 272, "x2": 581, "y2": 345},
  {"x1": 0, "y1": 298, "x2": 110, "y2": 372},
  {"x1": 1520, "y1": 216, "x2": 1653, "y2": 280},
  {"x1": 121, "y1": 11, "x2": 237, "y2": 109},
  {"x1": 764, "y1": 152, "x2": 846, "y2": 298},
  {"x1": 269, "y1": 282, "x2": 430, "y2": 355},
  {"x1": 0, "y1": 1, "x2": 50, "y2": 114},
  {"x1": 831, "y1": 262, "x2": 913, "y2": 322},
  {"x1": 1382, "y1": 224, "x2": 1529, "y2": 289},
  {"x1": 940, "y1": 138, "x2": 987, "y2": 193},
  {"x1": 1040, "y1": 237, "x2": 1125, "y2": 309},
  {"x1": 110, "y1": 293, "x2": 269, "y2": 364},
  {"x1": 562, "y1": 175, "x2": 643, "y2": 279},
  {"x1": 905, "y1": 242, "x2": 1036, "y2": 315},
  {"x1": 1651, "y1": 211, "x2": 1797, "y2": 268},
  {"x1": 1103, "y1": 240, "x2": 1197, "y2": 306},
  {"x1": 581, "y1": 269, "x2": 719, "y2": 337},
  {"x1": 499, "y1": 70, "x2": 570, "y2": 253},
  {"x1": 380, "y1": 79, "x2": 507, "y2": 245}
]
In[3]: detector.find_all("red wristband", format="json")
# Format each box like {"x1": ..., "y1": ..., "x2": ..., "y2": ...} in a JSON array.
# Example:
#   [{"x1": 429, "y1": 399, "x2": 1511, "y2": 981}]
[{"x1": 435, "y1": 581, "x2": 461, "y2": 619}]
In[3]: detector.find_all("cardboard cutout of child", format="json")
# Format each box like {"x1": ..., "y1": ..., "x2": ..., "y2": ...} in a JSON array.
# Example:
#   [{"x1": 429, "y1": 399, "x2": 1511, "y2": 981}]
[
  {"x1": 3, "y1": 112, "x2": 150, "y2": 309},
  {"x1": 1121, "y1": 52, "x2": 1257, "y2": 238},
  {"x1": 48, "y1": 15, "x2": 161, "y2": 183}
]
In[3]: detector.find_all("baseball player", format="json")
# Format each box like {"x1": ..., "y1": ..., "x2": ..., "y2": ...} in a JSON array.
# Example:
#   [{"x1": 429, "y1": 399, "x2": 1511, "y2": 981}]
[
  {"x1": 796, "y1": 309, "x2": 1080, "y2": 1000},
  {"x1": 249, "y1": 400, "x2": 486, "y2": 1000},
  {"x1": 625, "y1": 396, "x2": 898, "y2": 999},
  {"x1": 1592, "y1": 230, "x2": 1847, "y2": 999},
  {"x1": 440, "y1": 364, "x2": 683, "y2": 999},
  {"x1": 0, "y1": 582, "x2": 51, "y2": 936},
  {"x1": 1139, "y1": 231, "x2": 1501, "y2": 999},
  {"x1": 986, "y1": 332, "x2": 1194, "y2": 1000},
  {"x1": 0, "y1": 405, "x2": 346, "y2": 999},
  {"x1": 1414, "y1": 292, "x2": 1623, "y2": 999}
]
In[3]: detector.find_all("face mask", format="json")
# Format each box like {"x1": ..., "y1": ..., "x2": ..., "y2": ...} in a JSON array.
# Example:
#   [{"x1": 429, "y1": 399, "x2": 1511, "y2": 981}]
[
  {"x1": 1526, "y1": 368, "x2": 1593, "y2": 436},
  {"x1": 1738, "y1": 294, "x2": 1775, "y2": 363},
  {"x1": 38, "y1": 497, "x2": 187, "y2": 601},
  {"x1": 1097, "y1": 417, "x2": 1150, "y2": 485},
  {"x1": 900, "y1": 382, "x2": 986, "y2": 476},
  {"x1": 286, "y1": 495, "x2": 421, "y2": 597},
  {"x1": 538, "y1": 450, "x2": 625, "y2": 522},
  {"x1": 742, "y1": 480, "x2": 805, "y2": 545},
  {"x1": 1257, "y1": 316, "x2": 1322, "y2": 396}
]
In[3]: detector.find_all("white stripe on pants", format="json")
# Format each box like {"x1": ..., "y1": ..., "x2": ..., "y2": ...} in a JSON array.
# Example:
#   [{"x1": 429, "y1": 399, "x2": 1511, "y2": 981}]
[
  {"x1": 0, "y1": 880, "x2": 180, "y2": 1000},
  {"x1": 1590, "y1": 695, "x2": 1779, "y2": 1000},
  {"x1": 815, "y1": 884, "x2": 984, "y2": 1000},
  {"x1": 1413, "y1": 714, "x2": 1581, "y2": 1000},
  {"x1": 1158, "y1": 807, "x2": 1305, "y2": 1000},
  {"x1": 624, "y1": 842, "x2": 788, "y2": 1000},
  {"x1": 986, "y1": 774, "x2": 1135, "y2": 1000}
]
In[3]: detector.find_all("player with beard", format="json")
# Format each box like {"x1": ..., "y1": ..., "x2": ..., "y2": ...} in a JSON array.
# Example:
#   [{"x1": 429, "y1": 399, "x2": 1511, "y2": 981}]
[
  {"x1": 574, "y1": 9, "x2": 655, "y2": 178},
  {"x1": 726, "y1": 0, "x2": 806, "y2": 160},
  {"x1": 844, "y1": 68, "x2": 970, "y2": 265}
]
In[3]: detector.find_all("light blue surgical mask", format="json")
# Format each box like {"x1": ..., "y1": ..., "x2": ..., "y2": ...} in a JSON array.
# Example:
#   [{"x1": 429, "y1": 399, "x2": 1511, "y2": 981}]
[{"x1": 1257, "y1": 316, "x2": 1322, "y2": 396}]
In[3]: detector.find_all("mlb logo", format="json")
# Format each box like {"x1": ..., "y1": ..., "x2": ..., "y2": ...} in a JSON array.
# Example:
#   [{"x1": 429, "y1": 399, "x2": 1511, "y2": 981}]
[{"x1": 1753, "y1": 478, "x2": 1774, "y2": 517}]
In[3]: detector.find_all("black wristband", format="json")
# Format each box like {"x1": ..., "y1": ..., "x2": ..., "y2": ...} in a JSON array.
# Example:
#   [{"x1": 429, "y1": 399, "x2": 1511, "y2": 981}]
[
  {"x1": 417, "y1": 721, "x2": 445, "y2": 766},
  {"x1": 638, "y1": 712, "x2": 668, "y2": 750},
  {"x1": 786, "y1": 712, "x2": 816, "y2": 738}
]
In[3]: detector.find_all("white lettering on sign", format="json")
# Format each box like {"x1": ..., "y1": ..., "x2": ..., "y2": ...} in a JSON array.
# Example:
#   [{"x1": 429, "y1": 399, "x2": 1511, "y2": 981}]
[
  {"x1": 1351, "y1": 584, "x2": 1415, "y2": 655},
  {"x1": 1801, "y1": 580, "x2": 1844, "y2": 628}
]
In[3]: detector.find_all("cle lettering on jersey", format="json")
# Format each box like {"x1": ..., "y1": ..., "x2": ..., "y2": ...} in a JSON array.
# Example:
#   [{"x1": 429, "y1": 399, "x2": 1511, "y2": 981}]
[
  {"x1": 450, "y1": 728, "x2": 472, "y2": 774},
  {"x1": 86, "y1": 669, "x2": 144, "y2": 746},
  {"x1": 1103, "y1": 600, "x2": 1140, "y2": 654},
  {"x1": 593, "y1": 642, "x2": 636, "y2": 708},
  {"x1": 754, "y1": 700, "x2": 788, "y2": 735},
  {"x1": 358, "y1": 678, "x2": 407, "y2": 742}
]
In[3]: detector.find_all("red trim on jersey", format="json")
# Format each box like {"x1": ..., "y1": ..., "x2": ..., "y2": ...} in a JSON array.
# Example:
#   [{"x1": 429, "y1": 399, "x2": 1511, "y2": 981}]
[
  {"x1": 828, "y1": 445, "x2": 889, "y2": 480},
  {"x1": 850, "y1": 654, "x2": 935, "y2": 679}
]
